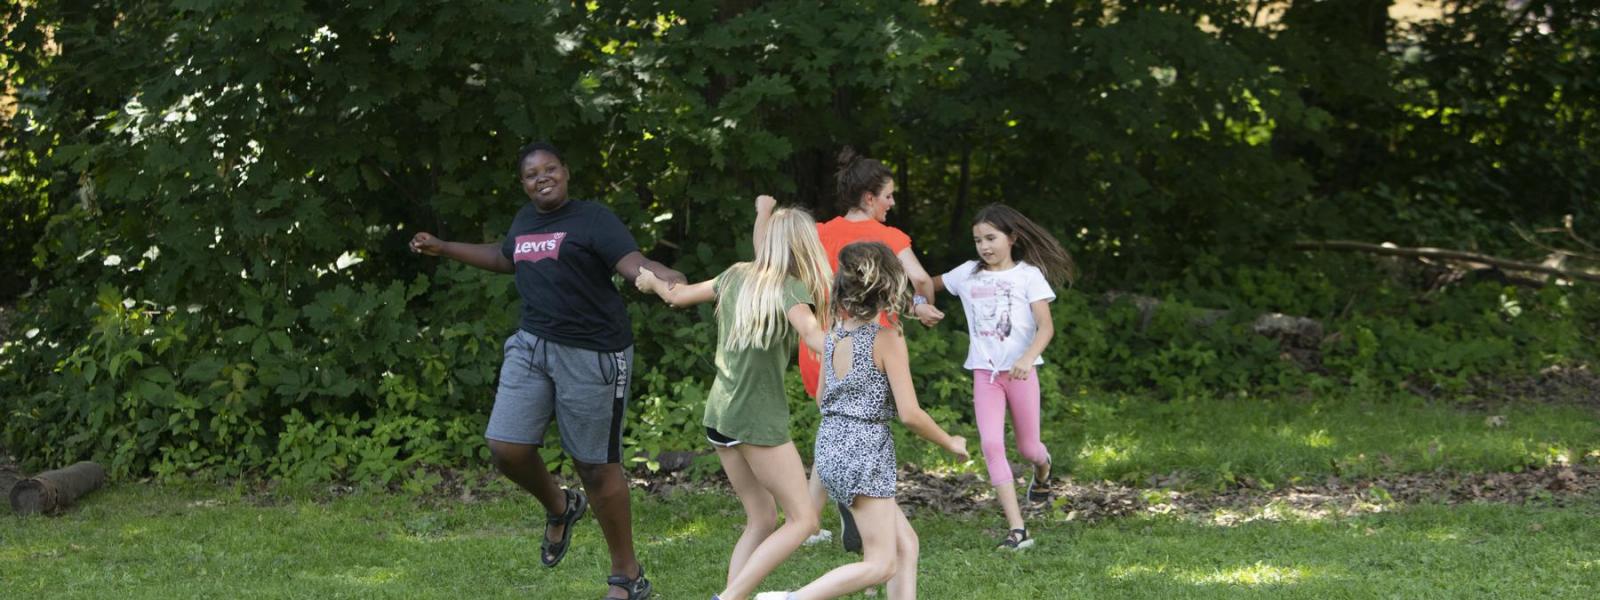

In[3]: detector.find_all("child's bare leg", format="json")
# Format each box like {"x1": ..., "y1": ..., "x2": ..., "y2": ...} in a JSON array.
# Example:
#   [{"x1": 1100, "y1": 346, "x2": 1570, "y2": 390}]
[
  {"x1": 996, "y1": 483, "x2": 1025, "y2": 531},
  {"x1": 809, "y1": 463, "x2": 828, "y2": 530},
  {"x1": 718, "y1": 445, "x2": 778, "y2": 587},
  {"x1": 718, "y1": 442, "x2": 817, "y2": 600},
  {"x1": 789, "y1": 497, "x2": 900, "y2": 599},
  {"x1": 885, "y1": 507, "x2": 919, "y2": 600}
]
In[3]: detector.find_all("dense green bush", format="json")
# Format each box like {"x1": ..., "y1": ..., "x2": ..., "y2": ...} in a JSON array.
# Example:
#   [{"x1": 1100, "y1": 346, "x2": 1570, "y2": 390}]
[{"x1": 2, "y1": 1, "x2": 1596, "y2": 484}]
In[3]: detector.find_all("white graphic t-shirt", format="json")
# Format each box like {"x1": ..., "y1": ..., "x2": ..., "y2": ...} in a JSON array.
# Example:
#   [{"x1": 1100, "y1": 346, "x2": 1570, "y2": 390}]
[{"x1": 941, "y1": 260, "x2": 1056, "y2": 372}]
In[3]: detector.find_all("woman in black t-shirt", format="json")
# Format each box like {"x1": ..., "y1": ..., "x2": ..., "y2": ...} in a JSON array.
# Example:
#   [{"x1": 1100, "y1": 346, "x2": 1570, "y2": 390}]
[{"x1": 410, "y1": 142, "x2": 683, "y2": 600}]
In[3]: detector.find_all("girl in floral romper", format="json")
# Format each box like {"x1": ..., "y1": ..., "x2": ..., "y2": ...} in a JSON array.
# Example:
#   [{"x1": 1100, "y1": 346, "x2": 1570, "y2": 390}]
[{"x1": 756, "y1": 241, "x2": 968, "y2": 600}]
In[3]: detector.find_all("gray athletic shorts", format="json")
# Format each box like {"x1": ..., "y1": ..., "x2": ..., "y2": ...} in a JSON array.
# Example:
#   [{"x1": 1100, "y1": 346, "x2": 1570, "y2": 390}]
[{"x1": 485, "y1": 330, "x2": 634, "y2": 465}]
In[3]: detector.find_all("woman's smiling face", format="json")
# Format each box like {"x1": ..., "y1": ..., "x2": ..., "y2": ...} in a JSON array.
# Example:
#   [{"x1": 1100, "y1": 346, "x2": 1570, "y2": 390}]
[{"x1": 521, "y1": 150, "x2": 569, "y2": 211}]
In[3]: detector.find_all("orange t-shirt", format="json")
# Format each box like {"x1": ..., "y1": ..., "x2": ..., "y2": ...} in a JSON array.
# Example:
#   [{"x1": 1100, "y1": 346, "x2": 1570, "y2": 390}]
[{"x1": 801, "y1": 217, "x2": 913, "y2": 398}]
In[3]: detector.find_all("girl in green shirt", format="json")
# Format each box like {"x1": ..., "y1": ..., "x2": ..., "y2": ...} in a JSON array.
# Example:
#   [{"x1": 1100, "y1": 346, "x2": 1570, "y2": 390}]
[{"x1": 636, "y1": 203, "x2": 831, "y2": 600}]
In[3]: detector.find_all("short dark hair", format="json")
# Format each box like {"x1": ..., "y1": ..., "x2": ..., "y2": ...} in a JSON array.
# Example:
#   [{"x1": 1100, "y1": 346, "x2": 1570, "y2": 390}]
[{"x1": 517, "y1": 142, "x2": 564, "y2": 172}]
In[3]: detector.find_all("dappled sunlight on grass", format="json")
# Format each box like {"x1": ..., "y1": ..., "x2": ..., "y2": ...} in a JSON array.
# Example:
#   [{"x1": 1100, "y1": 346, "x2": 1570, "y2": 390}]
[
  {"x1": 1077, "y1": 434, "x2": 1141, "y2": 473},
  {"x1": 1110, "y1": 561, "x2": 1325, "y2": 588},
  {"x1": 660, "y1": 519, "x2": 710, "y2": 544},
  {"x1": 3, "y1": 482, "x2": 1597, "y2": 598},
  {"x1": 1268, "y1": 424, "x2": 1337, "y2": 449},
  {"x1": 0, "y1": 545, "x2": 36, "y2": 562},
  {"x1": 331, "y1": 565, "x2": 405, "y2": 586},
  {"x1": 1422, "y1": 526, "x2": 1464, "y2": 543},
  {"x1": 1202, "y1": 499, "x2": 1387, "y2": 527},
  {"x1": 1183, "y1": 562, "x2": 1315, "y2": 587},
  {"x1": 1061, "y1": 395, "x2": 1600, "y2": 488},
  {"x1": 1300, "y1": 428, "x2": 1335, "y2": 449}
]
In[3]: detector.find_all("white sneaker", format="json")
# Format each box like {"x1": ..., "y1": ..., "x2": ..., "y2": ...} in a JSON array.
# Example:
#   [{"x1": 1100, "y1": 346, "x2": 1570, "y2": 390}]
[
  {"x1": 802, "y1": 529, "x2": 834, "y2": 546},
  {"x1": 754, "y1": 592, "x2": 792, "y2": 600}
]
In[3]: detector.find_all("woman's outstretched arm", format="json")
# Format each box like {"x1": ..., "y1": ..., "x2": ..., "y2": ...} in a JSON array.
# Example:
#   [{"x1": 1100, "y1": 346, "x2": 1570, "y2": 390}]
[{"x1": 410, "y1": 233, "x2": 513, "y2": 274}]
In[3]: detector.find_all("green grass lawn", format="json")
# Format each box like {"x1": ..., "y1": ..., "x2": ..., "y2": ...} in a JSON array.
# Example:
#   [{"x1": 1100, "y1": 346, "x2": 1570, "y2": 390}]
[
  {"x1": 1, "y1": 483, "x2": 1596, "y2": 599},
  {"x1": 909, "y1": 392, "x2": 1600, "y2": 489},
  {"x1": 4, "y1": 393, "x2": 1598, "y2": 599}
]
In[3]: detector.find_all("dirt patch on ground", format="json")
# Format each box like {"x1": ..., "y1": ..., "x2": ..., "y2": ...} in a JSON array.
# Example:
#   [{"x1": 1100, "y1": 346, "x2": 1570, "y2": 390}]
[
  {"x1": 903, "y1": 465, "x2": 1600, "y2": 523},
  {"x1": 626, "y1": 464, "x2": 1600, "y2": 525}
]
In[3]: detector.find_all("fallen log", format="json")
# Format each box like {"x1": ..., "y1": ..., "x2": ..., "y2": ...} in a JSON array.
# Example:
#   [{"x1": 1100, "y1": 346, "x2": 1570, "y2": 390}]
[
  {"x1": 1103, "y1": 292, "x2": 1324, "y2": 345},
  {"x1": 9, "y1": 462, "x2": 107, "y2": 516},
  {"x1": 1294, "y1": 240, "x2": 1600, "y2": 284},
  {"x1": 1101, "y1": 292, "x2": 1328, "y2": 371}
]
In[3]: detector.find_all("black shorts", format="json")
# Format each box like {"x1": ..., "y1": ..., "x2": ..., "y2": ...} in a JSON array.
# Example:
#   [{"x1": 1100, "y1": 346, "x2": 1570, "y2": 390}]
[{"x1": 705, "y1": 426, "x2": 743, "y2": 448}]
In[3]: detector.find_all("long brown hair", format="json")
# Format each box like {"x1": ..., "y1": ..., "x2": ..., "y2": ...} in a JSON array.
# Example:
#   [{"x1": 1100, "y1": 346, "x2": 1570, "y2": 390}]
[
  {"x1": 972, "y1": 203, "x2": 1077, "y2": 288},
  {"x1": 834, "y1": 147, "x2": 892, "y2": 215},
  {"x1": 832, "y1": 241, "x2": 911, "y2": 331}
]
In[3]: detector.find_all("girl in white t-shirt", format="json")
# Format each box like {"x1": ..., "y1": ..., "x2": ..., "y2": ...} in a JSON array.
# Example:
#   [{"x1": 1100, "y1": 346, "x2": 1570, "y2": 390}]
[{"x1": 933, "y1": 203, "x2": 1076, "y2": 550}]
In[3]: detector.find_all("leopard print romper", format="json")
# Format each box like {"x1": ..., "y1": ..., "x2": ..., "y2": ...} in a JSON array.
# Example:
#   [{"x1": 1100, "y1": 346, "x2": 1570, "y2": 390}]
[{"x1": 814, "y1": 321, "x2": 898, "y2": 505}]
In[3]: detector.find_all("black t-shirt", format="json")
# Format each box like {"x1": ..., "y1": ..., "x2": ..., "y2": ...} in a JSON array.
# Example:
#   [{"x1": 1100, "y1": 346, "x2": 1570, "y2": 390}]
[{"x1": 499, "y1": 200, "x2": 639, "y2": 352}]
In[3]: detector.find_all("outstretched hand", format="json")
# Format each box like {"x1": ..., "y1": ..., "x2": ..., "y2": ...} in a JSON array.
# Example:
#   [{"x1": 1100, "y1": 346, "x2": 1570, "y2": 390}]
[
  {"x1": 755, "y1": 194, "x2": 777, "y2": 214},
  {"x1": 409, "y1": 232, "x2": 445, "y2": 256},
  {"x1": 945, "y1": 435, "x2": 970, "y2": 461}
]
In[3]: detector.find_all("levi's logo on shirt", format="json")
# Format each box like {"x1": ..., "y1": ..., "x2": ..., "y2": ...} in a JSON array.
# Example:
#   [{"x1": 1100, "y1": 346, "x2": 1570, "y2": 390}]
[{"x1": 513, "y1": 232, "x2": 566, "y2": 263}]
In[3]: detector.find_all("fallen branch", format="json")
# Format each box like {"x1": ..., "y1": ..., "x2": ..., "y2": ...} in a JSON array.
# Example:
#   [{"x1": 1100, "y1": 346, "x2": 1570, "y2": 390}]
[
  {"x1": 1293, "y1": 240, "x2": 1600, "y2": 284},
  {"x1": 9, "y1": 462, "x2": 107, "y2": 516}
]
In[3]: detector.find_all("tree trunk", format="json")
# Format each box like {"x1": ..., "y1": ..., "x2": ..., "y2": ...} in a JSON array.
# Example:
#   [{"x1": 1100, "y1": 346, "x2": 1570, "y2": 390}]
[
  {"x1": 942, "y1": 147, "x2": 974, "y2": 267},
  {"x1": 785, "y1": 146, "x2": 835, "y2": 219},
  {"x1": 886, "y1": 153, "x2": 912, "y2": 233},
  {"x1": 9, "y1": 462, "x2": 107, "y2": 516}
]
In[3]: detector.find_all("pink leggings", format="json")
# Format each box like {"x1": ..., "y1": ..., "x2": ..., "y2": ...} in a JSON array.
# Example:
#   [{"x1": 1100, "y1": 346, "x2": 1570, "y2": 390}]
[{"x1": 973, "y1": 370, "x2": 1050, "y2": 486}]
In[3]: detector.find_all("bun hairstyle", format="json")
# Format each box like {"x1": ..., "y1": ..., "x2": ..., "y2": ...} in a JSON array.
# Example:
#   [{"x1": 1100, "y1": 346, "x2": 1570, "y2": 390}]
[
  {"x1": 834, "y1": 147, "x2": 893, "y2": 215},
  {"x1": 971, "y1": 203, "x2": 1078, "y2": 288},
  {"x1": 832, "y1": 241, "x2": 912, "y2": 330}
]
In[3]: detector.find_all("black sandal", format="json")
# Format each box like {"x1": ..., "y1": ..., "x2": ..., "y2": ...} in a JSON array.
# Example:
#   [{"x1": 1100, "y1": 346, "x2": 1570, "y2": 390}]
[
  {"x1": 541, "y1": 488, "x2": 588, "y2": 567},
  {"x1": 605, "y1": 565, "x2": 653, "y2": 599},
  {"x1": 997, "y1": 528, "x2": 1035, "y2": 551},
  {"x1": 1027, "y1": 459, "x2": 1053, "y2": 504}
]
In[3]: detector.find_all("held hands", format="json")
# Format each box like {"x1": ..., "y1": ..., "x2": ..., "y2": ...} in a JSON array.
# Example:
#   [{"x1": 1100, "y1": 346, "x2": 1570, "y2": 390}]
[
  {"x1": 1007, "y1": 360, "x2": 1035, "y2": 381},
  {"x1": 912, "y1": 302, "x2": 945, "y2": 327},
  {"x1": 944, "y1": 435, "x2": 970, "y2": 461},
  {"x1": 634, "y1": 267, "x2": 662, "y2": 294},
  {"x1": 755, "y1": 194, "x2": 777, "y2": 215},
  {"x1": 409, "y1": 232, "x2": 445, "y2": 256}
]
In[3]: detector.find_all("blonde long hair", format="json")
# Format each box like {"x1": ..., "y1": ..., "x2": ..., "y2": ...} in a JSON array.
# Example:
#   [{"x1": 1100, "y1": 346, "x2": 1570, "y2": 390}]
[{"x1": 720, "y1": 207, "x2": 832, "y2": 350}]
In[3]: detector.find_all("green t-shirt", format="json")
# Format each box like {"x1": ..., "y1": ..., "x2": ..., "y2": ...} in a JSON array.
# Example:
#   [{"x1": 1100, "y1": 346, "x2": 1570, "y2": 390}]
[{"x1": 703, "y1": 266, "x2": 813, "y2": 446}]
